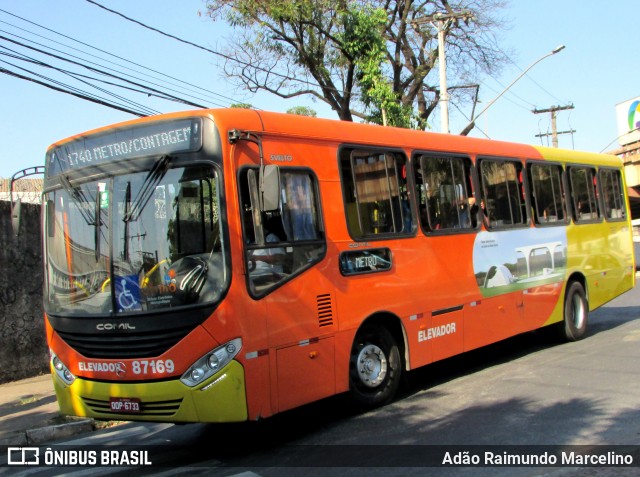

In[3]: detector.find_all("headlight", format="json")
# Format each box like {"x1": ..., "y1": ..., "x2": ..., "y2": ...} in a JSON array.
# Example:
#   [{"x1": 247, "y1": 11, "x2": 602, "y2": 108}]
[
  {"x1": 51, "y1": 350, "x2": 75, "y2": 385},
  {"x1": 180, "y1": 338, "x2": 242, "y2": 387}
]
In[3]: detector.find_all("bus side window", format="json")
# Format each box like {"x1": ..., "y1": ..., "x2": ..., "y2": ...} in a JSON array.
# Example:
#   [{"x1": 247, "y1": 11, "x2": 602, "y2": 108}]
[
  {"x1": 239, "y1": 167, "x2": 326, "y2": 297},
  {"x1": 413, "y1": 153, "x2": 475, "y2": 232},
  {"x1": 480, "y1": 159, "x2": 528, "y2": 228},
  {"x1": 340, "y1": 148, "x2": 412, "y2": 238},
  {"x1": 569, "y1": 166, "x2": 600, "y2": 222}
]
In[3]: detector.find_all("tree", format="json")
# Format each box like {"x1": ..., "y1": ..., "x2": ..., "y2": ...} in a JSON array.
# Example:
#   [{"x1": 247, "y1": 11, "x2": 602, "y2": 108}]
[
  {"x1": 204, "y1": 0, "x2": 511, "y2": 129},
  {"x1": 286, "y1": 106, "x2": 317, "y2": 117},
  {"x1": 230, "y1": 102, "x2": 253, "y2": 109},
  {"x1": 340, "y1": 4, "x2": 415, "y2": 127}
]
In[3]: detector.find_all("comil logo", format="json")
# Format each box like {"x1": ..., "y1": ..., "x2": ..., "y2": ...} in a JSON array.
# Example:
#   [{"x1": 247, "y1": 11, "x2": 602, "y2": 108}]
[
  {"x1": 7, "y1": 447, "x2": 39, "y2": 466},
  {"x1": 628, "y1": 100, "x2": 640, "y2": 131}
]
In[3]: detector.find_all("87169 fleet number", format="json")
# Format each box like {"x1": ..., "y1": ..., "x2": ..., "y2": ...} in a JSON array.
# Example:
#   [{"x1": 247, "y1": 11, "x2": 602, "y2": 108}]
[{"x1": 131, "y1": 359, "x2": 175, "y2": 375}]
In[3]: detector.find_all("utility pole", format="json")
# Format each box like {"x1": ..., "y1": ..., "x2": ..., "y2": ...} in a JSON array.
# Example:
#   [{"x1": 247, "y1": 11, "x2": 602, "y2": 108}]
[
  {"x1": 414, "y1": 11, "x2": 474, "y2": 134},
  {"x1": 532, "y1": 104, "x2": 575, "y2": 147}
]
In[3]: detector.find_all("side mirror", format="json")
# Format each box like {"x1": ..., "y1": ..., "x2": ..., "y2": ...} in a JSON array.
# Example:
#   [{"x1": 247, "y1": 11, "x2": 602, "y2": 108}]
[
  {"x1": 11, "y1": 198, "x2": 21, "y2": 236},
  {"x1": 259, "y1": 165, "x2": 281, "y2": 212},
  {"x1": 46, "y1": 200, "x2": 55, "y2": 238}
]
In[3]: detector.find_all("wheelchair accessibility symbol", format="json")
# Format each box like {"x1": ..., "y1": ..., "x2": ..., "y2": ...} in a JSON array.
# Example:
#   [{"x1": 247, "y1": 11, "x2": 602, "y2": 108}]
[{"x1": 115, "y1": 275, "x2": 141, "y2": 312}]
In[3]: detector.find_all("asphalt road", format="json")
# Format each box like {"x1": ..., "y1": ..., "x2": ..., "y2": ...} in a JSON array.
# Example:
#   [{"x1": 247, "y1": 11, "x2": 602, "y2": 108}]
[{"x1": 4, "y1": 282, "x2": 640, "y2": 477}]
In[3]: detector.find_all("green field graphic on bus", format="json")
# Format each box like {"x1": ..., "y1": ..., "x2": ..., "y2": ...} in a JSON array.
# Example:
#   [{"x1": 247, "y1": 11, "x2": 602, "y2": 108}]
[{"x1": 473, "y1": 228, "x2": 568, "y2": 298}]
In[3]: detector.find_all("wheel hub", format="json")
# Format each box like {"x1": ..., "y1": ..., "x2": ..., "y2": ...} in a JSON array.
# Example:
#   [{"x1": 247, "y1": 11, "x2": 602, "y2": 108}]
[
  {"x1": 572, "y1": 294, "x2": 585, "y2": 328},
  {"x1": 356, "y1": 344, "x2": 387, "y2": 388}
]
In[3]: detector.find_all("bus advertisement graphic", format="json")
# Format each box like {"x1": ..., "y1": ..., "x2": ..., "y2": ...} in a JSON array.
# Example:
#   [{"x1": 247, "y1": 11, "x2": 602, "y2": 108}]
[{"x1": 473, "y1": 228, "x2": 568, "y2": 297}]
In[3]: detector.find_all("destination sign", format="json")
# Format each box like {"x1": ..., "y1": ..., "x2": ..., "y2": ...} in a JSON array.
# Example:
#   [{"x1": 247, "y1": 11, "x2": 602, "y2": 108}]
[
  {"x1": 339, "y1": 248, "x2": 392, "y2": 276},
  {"x1": 47, "y1": 118, "x2": 203, "y2": 176}
]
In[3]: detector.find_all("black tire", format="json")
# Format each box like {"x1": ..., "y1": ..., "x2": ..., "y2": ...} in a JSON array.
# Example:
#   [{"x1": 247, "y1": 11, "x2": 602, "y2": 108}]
[
  {"x1": 559, "y1": 281, "x2": 589, "y2": 341},
  {"x1": 349, "y1": 325, "x2": 401, "y2": 407}
]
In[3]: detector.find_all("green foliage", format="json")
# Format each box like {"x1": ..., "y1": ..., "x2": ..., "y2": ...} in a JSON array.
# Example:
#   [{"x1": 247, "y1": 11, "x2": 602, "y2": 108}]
[
  {"x1": 230, "y1": 103, "x2": 253, "y2": 109},
  {"x1": 286, "y1": 106, "x2": 317, "y2": 117},
  {"x1": 204, "y1": 0, "x2": 508, "y2": 131},
  {"x1": 339, "y1": 6, "x2": 418, "y2": 128}
]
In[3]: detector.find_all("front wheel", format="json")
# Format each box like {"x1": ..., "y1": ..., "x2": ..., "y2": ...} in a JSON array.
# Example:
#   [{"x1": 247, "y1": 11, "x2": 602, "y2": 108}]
[
  {"x1": 559, "y1": 281, "x2": 589, "y2": 341},
  {"x1": 349, "y1": 325, "x2": 401, "y2": 407}
]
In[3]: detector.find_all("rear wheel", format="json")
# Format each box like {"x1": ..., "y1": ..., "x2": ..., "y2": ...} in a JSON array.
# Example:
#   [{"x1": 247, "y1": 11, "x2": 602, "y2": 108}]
[
  {"x1": 349, "y1": 325, "x2": 401, "y2": 407},
  {"x1": 559, "y1": 281, "x2": 588, "y2": 341}
]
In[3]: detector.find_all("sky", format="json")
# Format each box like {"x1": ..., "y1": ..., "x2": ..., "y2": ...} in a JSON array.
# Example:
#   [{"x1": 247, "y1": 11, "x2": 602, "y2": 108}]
[{"x1": 1, "y1": 0, "x2": 638, "y2": 179}]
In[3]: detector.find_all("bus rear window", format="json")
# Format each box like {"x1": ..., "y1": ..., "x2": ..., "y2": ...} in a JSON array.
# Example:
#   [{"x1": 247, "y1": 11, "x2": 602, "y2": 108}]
[
  {"x1": 528, "y1": 162, "x2": 567, "y2": 225},
  {"x1": 569, "y1": 166, "x2": 600, "y2": 222},
  {"x1": 599, "y1": 168, "x2": 626, "y2": 221}
]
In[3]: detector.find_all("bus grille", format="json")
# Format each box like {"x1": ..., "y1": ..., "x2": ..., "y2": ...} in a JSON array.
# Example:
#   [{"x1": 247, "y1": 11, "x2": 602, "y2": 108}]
[
  {"x1": 81, "y1": 396, "x2": 183, "y2": 417},
  {"x1": 57, "y1": 326, "x2": 193, "y2": 359}
]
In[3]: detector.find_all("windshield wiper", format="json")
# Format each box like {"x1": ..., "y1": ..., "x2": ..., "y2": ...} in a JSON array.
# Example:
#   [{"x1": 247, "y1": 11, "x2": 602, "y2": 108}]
[
  {"x1": 124, "y1": 155, "x2": 171, "y2": 222},
  {"x1": 59, "y1": 175, "x2": 106, "y2": 263},
  {"x1": 95, "y1": 188, "x2": 101, "y2": 262},
  {"x1": 123, "y1": 181, "x2": 131, "y2": 261}
]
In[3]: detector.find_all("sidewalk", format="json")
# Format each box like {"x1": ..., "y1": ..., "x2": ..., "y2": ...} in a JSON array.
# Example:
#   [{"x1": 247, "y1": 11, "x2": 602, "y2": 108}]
[{"x1": 0, "y1": 374, "x2": 96, "y2": 446}]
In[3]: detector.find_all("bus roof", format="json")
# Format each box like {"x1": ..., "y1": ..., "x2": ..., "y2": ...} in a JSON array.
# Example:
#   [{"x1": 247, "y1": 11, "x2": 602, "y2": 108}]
[{"x1": 48, "y1": 108, "x2": 622, "y2": 168}]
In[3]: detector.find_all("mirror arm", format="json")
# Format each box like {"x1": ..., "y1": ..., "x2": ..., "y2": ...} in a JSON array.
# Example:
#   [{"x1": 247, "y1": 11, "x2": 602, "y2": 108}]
[
  {"x1": 228, "y1": 129, "x2": 264, "y2": 166},
  {"x1": 228, "y1": 130, "x2": 280, "y2": 211}
]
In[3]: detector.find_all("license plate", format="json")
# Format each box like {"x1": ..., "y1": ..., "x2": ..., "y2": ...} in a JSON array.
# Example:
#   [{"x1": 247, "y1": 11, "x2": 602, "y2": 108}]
[{"x1": 109, "y1": 397, "x2": 141, "y2": 414}]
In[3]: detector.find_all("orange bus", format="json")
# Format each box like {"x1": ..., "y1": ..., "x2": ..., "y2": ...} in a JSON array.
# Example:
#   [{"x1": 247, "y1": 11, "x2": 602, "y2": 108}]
[{"x1": 42, "y1": 108, "x2": 635, "y2": 422}]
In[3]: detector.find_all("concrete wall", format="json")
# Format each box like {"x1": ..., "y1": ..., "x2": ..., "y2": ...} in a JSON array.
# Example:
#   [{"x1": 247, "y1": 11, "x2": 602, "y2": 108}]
[{"x1": 0, "y1": 201, "x2": 48, "y2": 384}]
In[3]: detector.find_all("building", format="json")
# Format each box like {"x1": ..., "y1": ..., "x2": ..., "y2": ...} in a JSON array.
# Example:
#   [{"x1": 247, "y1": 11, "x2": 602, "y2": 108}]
[
  {"x1": 611, "y1": 96, "x2": 640, "y2": 219},
  {"x1": 0, "y1": 177, "x2": 43, "y2": 204}
]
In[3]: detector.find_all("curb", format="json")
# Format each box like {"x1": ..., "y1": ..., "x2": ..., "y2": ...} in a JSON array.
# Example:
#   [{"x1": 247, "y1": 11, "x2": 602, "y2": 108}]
[
  {"x1": 26, "y1": 419, "x2": 94, "y2": 445},
  {"x1": 0, "y1": 417, "x2": 125, "y2": 446},
  {"x1": 0, "y1": 419, "x2": 96, "y2": 446}
]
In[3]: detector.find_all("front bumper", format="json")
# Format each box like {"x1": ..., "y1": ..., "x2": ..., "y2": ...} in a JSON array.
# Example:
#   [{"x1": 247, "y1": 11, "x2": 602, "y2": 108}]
[{"x1": 52, "y1": 360, "x2": 248, "y2": 423}]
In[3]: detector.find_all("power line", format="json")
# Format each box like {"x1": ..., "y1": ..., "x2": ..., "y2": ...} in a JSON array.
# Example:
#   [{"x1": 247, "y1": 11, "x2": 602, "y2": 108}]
[
  {"x1": 0, "y1": 8, "x2": 242, "y2": 107},
  {"x1": 0, "y1": 40, "x2": 212, "y2": 110},
  {"x1": 505, "y1": 55, "x2": 567, "y2": 105},
  {"x1": 0, "y1": 17, "x2": 230, "y2": 106},
  {"x1": 0, "y1": 45, "x2": 161, "y2": 116},
  {"x1": 0, "y1": 25, "x2": 226, "y2": 108},
  {"x1": 0, "y1": 33, "x2": 208, "y2": 110},
  {"x1": 478, "y1": 78, "x2": 533, "y2": 112},
  {"x1": 450, "y1": 97, "x2": 491, "y2": 139},
  {"x1": 0, "y1": 66, "x2": 146, "y2": 116},
  {"x1": 476, "y1": 51, "x2": 571, "y2": 117},
  {"x1": 0, "y1": 55, "x2": 157, "y2": 116},
  {"x1": 599, "y1": 128, "x2": 640, "y2": 153},
  {"x1": 488, "y1": 76, "x2": 536, "y2": 110},
  {"x1": 84, "y1": 0, "x2": 338, "y2": 97}
]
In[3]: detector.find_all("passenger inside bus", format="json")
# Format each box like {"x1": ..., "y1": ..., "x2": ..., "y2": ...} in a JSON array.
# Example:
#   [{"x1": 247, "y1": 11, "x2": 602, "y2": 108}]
[
  {"x1": 283, "y1": 174, "x2": 318, "y2": 241},
  {"x1": 250, "y1": 215, "x2": 286, "y2": 280}
]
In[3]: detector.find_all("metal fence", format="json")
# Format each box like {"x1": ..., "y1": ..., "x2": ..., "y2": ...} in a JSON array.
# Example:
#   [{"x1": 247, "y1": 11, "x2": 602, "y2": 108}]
[{"x1": 0, "y1": 167, "x2": 44, "y2": 205}]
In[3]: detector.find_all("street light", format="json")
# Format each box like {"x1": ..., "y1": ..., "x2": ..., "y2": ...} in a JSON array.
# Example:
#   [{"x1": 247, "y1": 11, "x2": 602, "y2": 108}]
[{"x1": 459, "y1": 45, "x2": 566, "y2": 136}]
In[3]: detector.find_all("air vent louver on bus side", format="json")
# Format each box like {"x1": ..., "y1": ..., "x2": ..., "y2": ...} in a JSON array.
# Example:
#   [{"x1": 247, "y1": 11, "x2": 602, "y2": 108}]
[{"x1": 317, "y1": 294, "x2": 334, "y2": 327}]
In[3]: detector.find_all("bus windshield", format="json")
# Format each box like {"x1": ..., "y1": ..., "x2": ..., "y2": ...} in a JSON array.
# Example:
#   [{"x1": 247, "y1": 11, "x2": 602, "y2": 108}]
[{"x1": 44, "y1": 163, "x2": 226, "y2": 316}]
